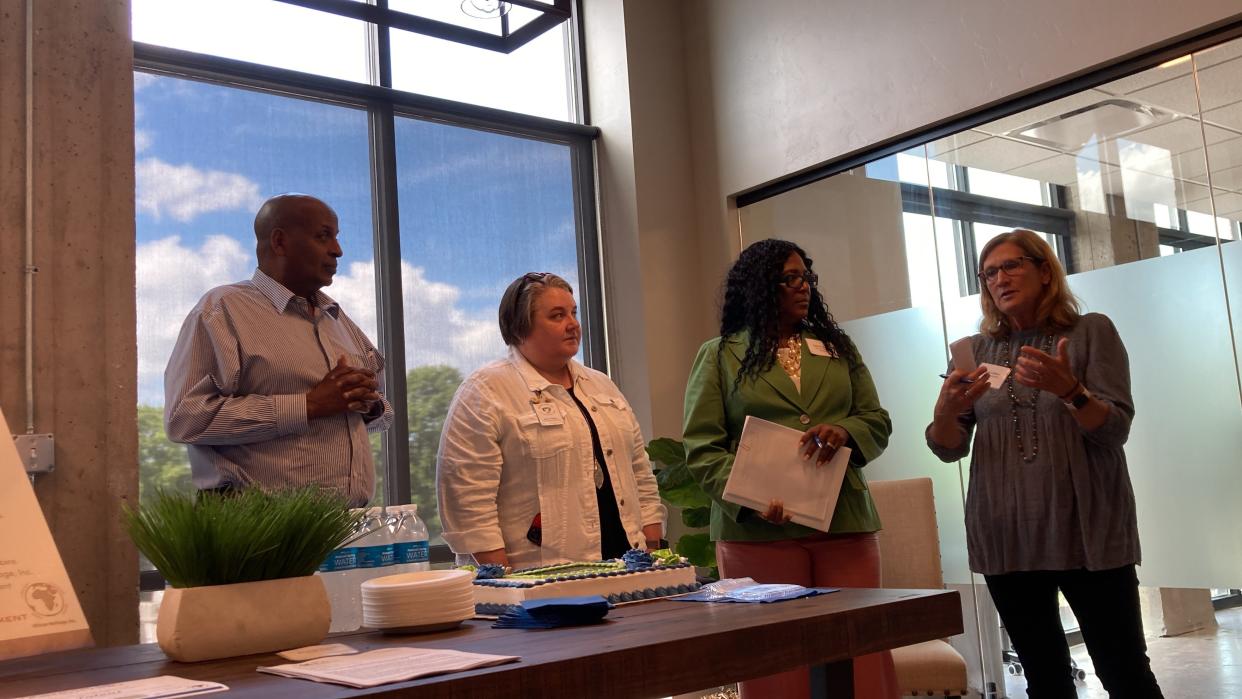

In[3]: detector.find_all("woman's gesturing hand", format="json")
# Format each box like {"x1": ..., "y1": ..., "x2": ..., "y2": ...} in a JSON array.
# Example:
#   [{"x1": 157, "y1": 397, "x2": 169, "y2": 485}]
[
  {"x1": 1014, "y1": 337, "x2": 1076, "y2": 397},
  {"x1": 799, "y1": 424, "x2": 850, "y2": 466}
]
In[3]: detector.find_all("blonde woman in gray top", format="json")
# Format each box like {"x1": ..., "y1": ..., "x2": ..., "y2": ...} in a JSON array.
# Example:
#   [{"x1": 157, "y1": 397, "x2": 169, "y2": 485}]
[{"x1": 927, "y1": 229, "x2": 1161, "y2": 698}]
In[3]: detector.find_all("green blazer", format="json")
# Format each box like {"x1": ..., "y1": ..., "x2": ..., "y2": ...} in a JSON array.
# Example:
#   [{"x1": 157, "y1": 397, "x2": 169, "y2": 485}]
[{"x1": 682, "y1": 332, "x2": 892, "y2": 542}]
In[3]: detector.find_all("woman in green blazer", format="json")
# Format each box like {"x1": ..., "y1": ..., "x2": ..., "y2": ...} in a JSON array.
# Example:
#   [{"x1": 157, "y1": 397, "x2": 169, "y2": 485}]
[{"x1": 683, "y1": 239, "x2": 896, "y2": 699}]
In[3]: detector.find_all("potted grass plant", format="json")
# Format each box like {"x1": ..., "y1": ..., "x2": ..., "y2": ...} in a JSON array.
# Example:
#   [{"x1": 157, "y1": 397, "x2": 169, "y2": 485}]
[{"x1": 124, "y1": 487, "x2": 357, "y2": 662}]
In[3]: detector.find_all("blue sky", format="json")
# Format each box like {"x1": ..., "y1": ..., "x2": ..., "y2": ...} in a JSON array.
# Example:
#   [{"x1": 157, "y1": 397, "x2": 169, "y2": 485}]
[{"x1": 135, "y1": 74, "x2": 579, "y2": 404}]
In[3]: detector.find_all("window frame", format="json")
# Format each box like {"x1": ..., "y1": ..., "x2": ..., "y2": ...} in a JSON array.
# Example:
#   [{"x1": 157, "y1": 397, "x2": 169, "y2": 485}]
[
  {"x1": 134, "y1": 0, "x2": 600, "y2": 584},
  {"x1": 900, "y1": 180, "x2": 1076, "y2": 296},
  {"x1": 273, "y1": 0, "x2": 573, "y2": 54}
]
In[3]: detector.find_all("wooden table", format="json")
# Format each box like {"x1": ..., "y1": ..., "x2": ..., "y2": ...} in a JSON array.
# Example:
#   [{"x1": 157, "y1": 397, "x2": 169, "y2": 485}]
[{"x1": 0, "y1": 588, "x2": 961, "y2": 698}]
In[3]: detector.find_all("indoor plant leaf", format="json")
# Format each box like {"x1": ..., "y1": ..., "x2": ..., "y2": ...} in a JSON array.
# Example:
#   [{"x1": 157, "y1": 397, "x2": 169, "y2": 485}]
[{"x1": 680, "y1": 506, "x2": 711, "y2": 529}]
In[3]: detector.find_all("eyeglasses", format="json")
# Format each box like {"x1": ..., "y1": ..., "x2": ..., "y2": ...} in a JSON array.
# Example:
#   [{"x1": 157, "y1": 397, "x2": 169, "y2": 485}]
[
  {"x1": 977, "y1": 256, "x2": 1041, "y2": 283},
  {"x1": 518, "y1": 272, "x2": 550, "y2": 293},
  {"x1": 779, "y1": 271, "x2": 819, "y2": 289}
]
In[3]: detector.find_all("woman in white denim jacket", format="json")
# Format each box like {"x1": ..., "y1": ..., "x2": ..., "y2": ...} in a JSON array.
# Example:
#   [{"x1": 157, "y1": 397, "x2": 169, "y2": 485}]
[{"x1": 436, "y1": 273, "x2": 666, "y2": 570}]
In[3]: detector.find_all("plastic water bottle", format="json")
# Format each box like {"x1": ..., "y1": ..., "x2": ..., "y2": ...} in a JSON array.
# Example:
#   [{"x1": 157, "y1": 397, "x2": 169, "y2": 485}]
[
  {"x1": 318, "y1": 517, "x2": 362, "y2": 633},
  {"x1": 354, "y1": 507, "x2": 396, "y2": 585},
  {"x1": 392, "y1": 504, "x2": 430, "y2": 573}
]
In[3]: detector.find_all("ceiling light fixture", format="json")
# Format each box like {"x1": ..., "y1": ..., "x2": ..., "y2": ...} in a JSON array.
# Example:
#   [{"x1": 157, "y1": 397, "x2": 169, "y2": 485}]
[
  {"x1": 460, "y1": 0, "x2": 511, "y2": 19},
  {"x1": 1158, "y1": 55, "x2": 1192, "y2": 69},
  {"x1": 1005, "y1": 99, "x2": 1176, "y2": 152}
]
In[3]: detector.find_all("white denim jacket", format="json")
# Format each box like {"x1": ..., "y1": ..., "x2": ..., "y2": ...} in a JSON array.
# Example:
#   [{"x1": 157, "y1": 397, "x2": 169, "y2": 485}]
[{"x1": 436, "y1": 348, "x2": 667, "y2": 569}]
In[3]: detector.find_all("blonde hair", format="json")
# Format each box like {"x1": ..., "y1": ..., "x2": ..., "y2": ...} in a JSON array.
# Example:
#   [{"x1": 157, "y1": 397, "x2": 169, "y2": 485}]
[{"x1": 978, "y1": 229, "x2": 1080, "y2": 338}]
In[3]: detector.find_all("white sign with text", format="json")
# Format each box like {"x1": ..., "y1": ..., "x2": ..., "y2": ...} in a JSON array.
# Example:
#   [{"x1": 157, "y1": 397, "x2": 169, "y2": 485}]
[{"x1": 0, "y1": 408, "x2": 92, "y2": 660}]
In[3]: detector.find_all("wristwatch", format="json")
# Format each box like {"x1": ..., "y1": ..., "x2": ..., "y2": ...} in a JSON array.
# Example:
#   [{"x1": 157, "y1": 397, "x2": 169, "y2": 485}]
[{"x1": 1063, "y1": 384, "x2": 1092, "y2": 411}]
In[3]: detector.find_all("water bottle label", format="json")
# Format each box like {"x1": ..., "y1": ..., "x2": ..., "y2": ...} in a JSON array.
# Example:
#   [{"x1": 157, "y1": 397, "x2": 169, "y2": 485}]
[
  {"x1": 357, "y1": 544, "x2": 394, "y2": 569},
  {"x1": 394, "y1": 541, "x2": 430, "y2": 564},
  {"x1": 319, "y1": 548, "x2": 357, "y2": 572}
]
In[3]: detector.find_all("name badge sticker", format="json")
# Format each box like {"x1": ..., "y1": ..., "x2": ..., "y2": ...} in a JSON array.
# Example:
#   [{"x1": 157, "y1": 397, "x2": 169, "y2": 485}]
[
  {"x1": 534, "y1": 401, "x2": 564, "y2": 426},
  {"x1": 805, "y1": 339, "x2": 838, "y2": 357},
  {"x1": 978, "y1": 362, "x2": 1012, "y2": 389}
]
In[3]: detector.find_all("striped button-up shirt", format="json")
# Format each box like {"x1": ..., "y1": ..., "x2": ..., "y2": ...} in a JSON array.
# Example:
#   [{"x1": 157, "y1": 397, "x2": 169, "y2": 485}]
[{"x1": 164, "y1": 269, "x2": 393, "y2": 506}]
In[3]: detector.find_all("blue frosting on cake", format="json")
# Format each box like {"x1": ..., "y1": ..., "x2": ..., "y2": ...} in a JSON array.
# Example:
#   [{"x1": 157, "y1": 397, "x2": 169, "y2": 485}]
[
  {"x1": 475, "y1": 564, "x2": 506, "y2": 580},
  {"x1": 621, "y1": 549, "x2": 654, "y2": 570}
]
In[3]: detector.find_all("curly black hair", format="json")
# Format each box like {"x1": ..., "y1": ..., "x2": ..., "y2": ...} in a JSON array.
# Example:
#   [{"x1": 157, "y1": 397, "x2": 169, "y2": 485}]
[{"x1": 719, "y1": 238, "x2": 859, "y2": 391}]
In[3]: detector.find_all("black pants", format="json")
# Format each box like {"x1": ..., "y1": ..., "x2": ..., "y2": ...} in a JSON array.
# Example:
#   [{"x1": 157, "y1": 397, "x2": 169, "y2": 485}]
[{"x1": 986, "y1": 565, "x2": 1163, "y2": 699}]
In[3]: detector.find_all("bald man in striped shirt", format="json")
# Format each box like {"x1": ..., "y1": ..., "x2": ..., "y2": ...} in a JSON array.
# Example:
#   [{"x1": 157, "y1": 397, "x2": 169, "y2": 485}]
[{"x1": 164, "y1": 194, "x2": 394, "y2": 506}]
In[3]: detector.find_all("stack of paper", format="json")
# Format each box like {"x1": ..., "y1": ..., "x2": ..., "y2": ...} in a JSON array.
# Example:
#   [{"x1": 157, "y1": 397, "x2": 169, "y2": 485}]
[
  {"x1": 258, "y1": 647, "x2": 519, "y2": 688},
  {"x1": 15, "y1": 676, "x2": 227, "y2": 699},
  {"x1": 722, "y1": 416, "x2": 851, "y2": 531},
  {"x1": 492, "y1": 596, "x2": 611, "y2": 629}
]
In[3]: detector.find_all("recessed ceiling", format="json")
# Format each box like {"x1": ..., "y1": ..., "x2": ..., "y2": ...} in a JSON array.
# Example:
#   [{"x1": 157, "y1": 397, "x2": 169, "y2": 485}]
[{"x1": 924, "y1": 44, "x2": 1242, "y2": 223}]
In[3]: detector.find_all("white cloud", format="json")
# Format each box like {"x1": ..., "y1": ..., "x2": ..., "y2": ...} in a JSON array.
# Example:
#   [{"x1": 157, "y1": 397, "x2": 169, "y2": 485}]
[
  {"x1": 135, "y1": 129, "x2": 153, "y2": 154},
  {"x1": 329, "y1": 260, "x2": 504, "y2": 376},
  {"x1": 136, "y1": 235, "x2": 505, "y2": 404},
  {"x1": 136, "y1": 157, "x2": 263, "y2": 223},
  {"x1": 136, "y1": 235, "x2": 252, "y2": 404}
]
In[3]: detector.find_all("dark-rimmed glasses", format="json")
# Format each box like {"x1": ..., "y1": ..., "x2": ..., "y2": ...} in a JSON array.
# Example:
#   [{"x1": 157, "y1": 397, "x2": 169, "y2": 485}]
[
  {"x1": 779, "y1": 271, "x2": 818, "y2": 289},
  {"x1": 978, "y1": 256, "x2": 1041, "y2": 283},
  {"x1": 518, "y1": 271, "x2": 551, "y2": 293}
]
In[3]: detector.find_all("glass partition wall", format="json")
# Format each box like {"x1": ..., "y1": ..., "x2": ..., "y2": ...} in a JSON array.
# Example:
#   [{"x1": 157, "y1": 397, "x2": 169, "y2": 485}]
[{"x1": 740, "y1": 35, "x2": 1242, "y2": 698}]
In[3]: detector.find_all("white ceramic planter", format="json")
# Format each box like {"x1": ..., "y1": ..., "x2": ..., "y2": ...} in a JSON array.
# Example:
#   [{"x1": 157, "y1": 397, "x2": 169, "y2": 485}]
[{"x1": 156, "y1": 575, "x2": 329, "y2": 662}]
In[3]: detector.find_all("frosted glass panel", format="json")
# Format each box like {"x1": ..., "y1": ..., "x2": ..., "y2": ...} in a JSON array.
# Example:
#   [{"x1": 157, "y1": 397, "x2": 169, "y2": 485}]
[
  {"x1": 1066, "y1": 249, "x2": 1242, "y2": 587},
  {"x1": 841, "y1": 307, "x2": 975, "y2": 585}
]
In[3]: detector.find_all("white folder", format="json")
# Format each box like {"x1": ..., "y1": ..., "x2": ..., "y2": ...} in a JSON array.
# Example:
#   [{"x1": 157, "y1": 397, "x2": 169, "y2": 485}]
[{"x1": 722, "y1": 416, "x2": 850, "y2": 532}]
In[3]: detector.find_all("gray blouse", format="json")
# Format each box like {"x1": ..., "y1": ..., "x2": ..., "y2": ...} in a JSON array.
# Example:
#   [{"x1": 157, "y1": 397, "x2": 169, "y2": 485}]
[{"x1": 925, "y1": 313, "x2": 1141, "y2": 576}]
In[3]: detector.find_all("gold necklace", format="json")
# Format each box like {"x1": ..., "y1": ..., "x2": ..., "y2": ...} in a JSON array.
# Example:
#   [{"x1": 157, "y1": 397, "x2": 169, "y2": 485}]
[{"x1": 776, "y1": 334, "x2": 802, "y2": 379}]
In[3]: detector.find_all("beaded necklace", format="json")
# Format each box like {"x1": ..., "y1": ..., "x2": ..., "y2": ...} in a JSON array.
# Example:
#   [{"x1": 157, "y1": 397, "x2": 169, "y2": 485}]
[
  {"x1": 776, "y1": 334, "x2": 802, "y2": 381},
  {"x1": 997, "y1": 333, "x2": 1055, "y2": 463}
]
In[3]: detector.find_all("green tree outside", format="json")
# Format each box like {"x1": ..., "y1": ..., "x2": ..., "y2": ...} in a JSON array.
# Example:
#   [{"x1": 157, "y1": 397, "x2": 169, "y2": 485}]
[
  {"x1": 404, "y1": 364, "x2": 463, "y2": 539},
  {"x1": 138, "y1": 404, "x2": 192, "y2": 505}
]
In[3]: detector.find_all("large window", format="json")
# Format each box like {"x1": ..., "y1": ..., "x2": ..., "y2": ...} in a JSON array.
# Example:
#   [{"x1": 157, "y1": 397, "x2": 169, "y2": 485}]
[
  {"x1": 392, "y1": 118, "x2": 581, "y2": 541},
  {"x1": 135, "y1": 76, "x2": 377, "y2": 507},
  {"x1": 133, "y1": 0, "x2": 598, "y2": 636},
  {"x1": 132, "y1": 0, "x2": 578, "y2": 122}
]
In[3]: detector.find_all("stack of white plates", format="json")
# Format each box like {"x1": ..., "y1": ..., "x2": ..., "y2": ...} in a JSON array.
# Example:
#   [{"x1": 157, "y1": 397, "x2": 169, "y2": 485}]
[{"x1": 360, "y1": 570, "x2": 475, "y2": 633}]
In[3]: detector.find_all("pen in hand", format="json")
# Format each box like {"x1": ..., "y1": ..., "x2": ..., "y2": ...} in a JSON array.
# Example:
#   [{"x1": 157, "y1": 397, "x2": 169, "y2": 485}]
[{"x1": 939, "y1": 373, "x2": 976, "y2": 383}]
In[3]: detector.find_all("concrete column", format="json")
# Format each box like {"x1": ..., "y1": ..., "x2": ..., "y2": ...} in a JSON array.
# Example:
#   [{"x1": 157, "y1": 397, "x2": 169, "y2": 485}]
[
  {"x1": 0, "y1": 0, "x2": 139, "y2": 646},
  {"x1": 1070, "y1": 193, "x2": 1162, "y2": 271}
]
